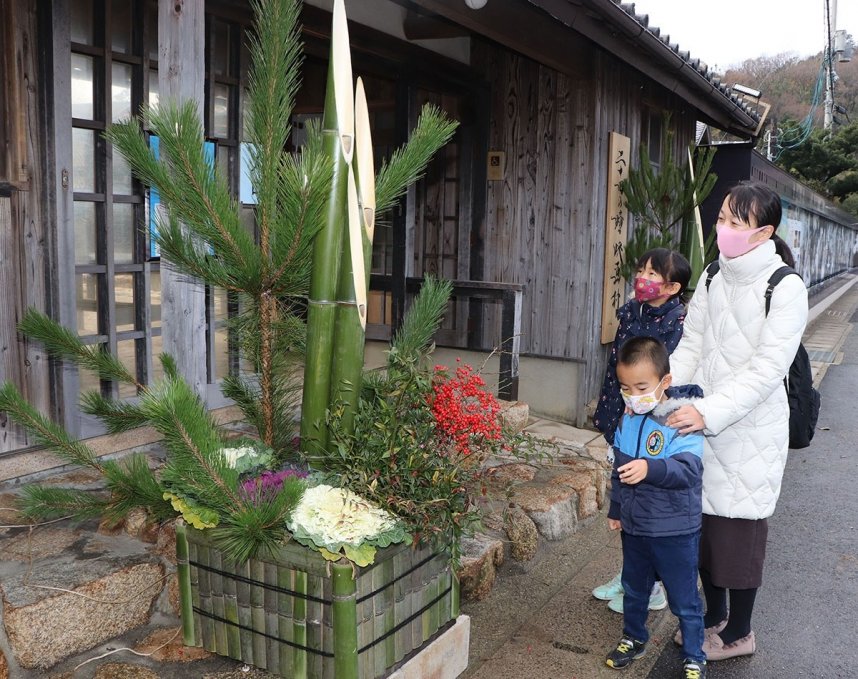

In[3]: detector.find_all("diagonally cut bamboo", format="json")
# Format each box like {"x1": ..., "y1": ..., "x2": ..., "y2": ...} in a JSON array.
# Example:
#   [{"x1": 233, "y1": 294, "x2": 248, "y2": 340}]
[
  {"x1": 328, "y1": 79, "x2": 376, "y2": 436},
  {"x1": 300, "y1": 0, "x2": 354, "y2": 462},
  {"x1": 175, "y1": 521, "x2": 197, "y2": 646},
  {"x1": 332, "y1": 560, "x2": 359, "y2": 679}
]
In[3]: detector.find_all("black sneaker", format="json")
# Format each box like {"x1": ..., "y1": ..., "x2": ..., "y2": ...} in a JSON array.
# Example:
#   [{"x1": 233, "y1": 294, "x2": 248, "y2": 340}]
[
  {"x1": 683, "y1": 659, "x2": 707, "y2": 679},
  {"x1": 605, "y1": 637, "x2": 646, "y2": 669}
]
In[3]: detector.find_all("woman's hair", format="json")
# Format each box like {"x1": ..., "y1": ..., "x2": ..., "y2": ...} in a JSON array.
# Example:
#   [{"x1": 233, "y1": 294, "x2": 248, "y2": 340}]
[
  {"x1": 617, "y1": 336, "x2": 670, "y2": 379},
  {"x1": 725, "y1": 181, "x2": 794, "y2": 267},
  {"x1": 773, "y1": 235, "x2": 796, "y2": 268},
  {"x1": 636, "y1": 247, "x2": 692, "y2": 299},
  {"x1": 725, "y1": 181, "x2": 782, "y2": 230}
]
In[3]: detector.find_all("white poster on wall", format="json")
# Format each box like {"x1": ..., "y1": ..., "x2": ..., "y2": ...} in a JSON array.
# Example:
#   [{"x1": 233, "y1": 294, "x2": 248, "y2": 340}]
[{"x1": 777, "y1": 216, "x2": 803, "y2": 270}]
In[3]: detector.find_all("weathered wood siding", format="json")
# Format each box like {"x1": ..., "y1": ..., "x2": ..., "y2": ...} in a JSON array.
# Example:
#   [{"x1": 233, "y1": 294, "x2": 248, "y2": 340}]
[
  {"x1": 472, "y1": 42, "x2": 695, "y2": 424},
  {"x1": 0, "y1": 0, "x2": 51, "y2": 452}
]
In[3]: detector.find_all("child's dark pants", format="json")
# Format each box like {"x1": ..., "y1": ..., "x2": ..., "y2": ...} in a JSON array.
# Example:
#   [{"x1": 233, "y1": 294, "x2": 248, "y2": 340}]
[{"x1": 621, "y1": 530, "x2": 705, "y2": 663}]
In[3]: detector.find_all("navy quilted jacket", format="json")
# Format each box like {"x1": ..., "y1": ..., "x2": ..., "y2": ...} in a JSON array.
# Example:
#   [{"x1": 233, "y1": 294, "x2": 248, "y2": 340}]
[{"x1": 593, "y1": 296, "x2": 685, "y2": 445}]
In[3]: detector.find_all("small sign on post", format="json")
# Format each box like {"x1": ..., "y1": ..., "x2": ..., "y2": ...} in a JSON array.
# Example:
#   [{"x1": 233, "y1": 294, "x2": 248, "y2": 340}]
[{"x1": 601, "y1": 131, "x2": 630, "y2": 344}]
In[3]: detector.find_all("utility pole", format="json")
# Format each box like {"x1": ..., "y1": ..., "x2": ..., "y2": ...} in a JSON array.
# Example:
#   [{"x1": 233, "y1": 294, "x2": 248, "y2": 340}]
[{"x1": 823, "y1": 0, "x2": 837, "y2": 131}]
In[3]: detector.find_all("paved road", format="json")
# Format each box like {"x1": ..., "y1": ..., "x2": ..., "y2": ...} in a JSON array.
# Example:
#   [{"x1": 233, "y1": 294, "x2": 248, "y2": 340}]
[{"x1": 648, "y1": 317, "x2": 858, "y2": 677}]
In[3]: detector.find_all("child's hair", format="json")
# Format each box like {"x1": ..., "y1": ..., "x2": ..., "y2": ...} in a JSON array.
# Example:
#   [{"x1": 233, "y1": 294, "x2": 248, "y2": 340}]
[
  {"x1": 617, "y1": 336, "x2": 670, "y2": 379},
  {"x1": 725, "y1": 180, "x2": 794, "y2": 265},
  {"x1": 636, "y1": 248, "x2": 692, "y2": 300}
]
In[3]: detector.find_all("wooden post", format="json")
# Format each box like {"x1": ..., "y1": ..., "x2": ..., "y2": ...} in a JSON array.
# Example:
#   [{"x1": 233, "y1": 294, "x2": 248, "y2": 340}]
[
  {"x1": 45, "y1": 0, "x2": 80, "y2": 437},
  {"x1": 158, "y1": 0, "x2": 207, "y2": 396},
  {"x1": 498, "y1": 288, "x2": 521, "y2": 401}
]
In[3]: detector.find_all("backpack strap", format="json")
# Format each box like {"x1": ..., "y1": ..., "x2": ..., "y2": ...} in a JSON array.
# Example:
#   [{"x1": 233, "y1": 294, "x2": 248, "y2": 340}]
[
  {"x1": 704, "y1": 261, "x2": 720, "y2": 291},
  {"x1": 764, "y1": 266, "x2": 801, "y2": 317}
]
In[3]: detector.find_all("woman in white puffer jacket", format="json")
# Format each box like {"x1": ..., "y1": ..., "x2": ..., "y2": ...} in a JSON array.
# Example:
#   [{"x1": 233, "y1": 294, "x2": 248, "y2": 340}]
[{"x1": 666, "y1": 182, "x2": 807, "y2": 662}]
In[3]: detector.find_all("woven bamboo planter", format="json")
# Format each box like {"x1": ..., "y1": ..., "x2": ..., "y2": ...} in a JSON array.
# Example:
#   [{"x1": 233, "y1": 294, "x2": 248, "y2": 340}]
[{"x1": 176, "y1": 524, "x2": 459, "y2": 678}]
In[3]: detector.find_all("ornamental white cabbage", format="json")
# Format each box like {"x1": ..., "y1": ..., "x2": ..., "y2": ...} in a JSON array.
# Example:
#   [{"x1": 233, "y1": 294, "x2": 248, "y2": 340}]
[
  {"x1": 220, "y1": 445, "x2": 257, "y2": 468},
  {"x1": 289, "y1": 484, "x2": 395, "y2": 545}
]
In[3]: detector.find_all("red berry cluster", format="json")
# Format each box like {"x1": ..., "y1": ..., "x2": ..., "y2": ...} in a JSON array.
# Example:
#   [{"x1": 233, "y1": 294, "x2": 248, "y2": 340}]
[{"x1": 430, "y1": 364, "x2": 502, "y2": 457}]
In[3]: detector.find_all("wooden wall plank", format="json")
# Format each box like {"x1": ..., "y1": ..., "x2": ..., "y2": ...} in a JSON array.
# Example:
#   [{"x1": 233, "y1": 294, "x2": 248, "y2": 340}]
[{"x1": 158, "y1": 0, "x2": 208, "y2": 396}]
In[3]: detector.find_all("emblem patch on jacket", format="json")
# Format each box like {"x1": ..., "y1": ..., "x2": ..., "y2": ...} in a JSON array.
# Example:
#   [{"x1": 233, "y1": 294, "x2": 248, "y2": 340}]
[{"x1": 646, "y1": 430, "x2": 665, "y2": 456}]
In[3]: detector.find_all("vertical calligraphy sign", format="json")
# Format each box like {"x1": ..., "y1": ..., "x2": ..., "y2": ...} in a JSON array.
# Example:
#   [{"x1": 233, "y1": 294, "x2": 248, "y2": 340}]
[{"x1": 601, "y1": 132, "x2": 630, "y2": 343}]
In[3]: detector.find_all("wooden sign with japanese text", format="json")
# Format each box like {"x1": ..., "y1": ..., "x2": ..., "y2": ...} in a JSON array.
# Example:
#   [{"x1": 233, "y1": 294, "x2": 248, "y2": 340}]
[{"x1": 601, "y1": 132, "x2": 630, "y2": 343}]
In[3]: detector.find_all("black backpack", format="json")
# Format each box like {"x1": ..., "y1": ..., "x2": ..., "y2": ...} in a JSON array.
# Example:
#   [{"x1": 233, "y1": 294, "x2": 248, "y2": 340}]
[{"x1": 705, "y1": 261, "x2": 820, "y2": 449}]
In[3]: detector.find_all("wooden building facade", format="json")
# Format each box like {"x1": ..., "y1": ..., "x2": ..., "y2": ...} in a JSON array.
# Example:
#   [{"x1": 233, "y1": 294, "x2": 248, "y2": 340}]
[{"x1": 0, "y1": 0, "x2": 783, "y2": 454}]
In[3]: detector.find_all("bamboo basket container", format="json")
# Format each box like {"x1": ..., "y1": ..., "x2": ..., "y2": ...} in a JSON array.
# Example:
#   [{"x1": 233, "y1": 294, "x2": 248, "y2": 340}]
[{"x1": 178, "y1": 526, "x2": 457, "y2": 678}]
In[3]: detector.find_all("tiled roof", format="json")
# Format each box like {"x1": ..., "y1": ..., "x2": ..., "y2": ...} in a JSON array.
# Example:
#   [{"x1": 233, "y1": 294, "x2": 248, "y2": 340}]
[{"x1": 612, "y1": 0, "x2": 761, "y2": 123}]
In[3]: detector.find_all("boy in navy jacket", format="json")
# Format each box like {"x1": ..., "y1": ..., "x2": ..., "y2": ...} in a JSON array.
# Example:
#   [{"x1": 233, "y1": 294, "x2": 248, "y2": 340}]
[{"x1": 604, "y1": 336, "x2": 706, "y2": 679}]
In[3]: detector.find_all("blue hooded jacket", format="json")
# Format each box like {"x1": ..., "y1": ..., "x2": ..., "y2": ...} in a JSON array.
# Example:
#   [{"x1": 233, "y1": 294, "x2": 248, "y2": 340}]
[
  {"x1": 607, "y1": 385, "x2": 704, "y2": 538},
  {"x1": 594, "y1": 297, "x2": 685, "y2": 445}
]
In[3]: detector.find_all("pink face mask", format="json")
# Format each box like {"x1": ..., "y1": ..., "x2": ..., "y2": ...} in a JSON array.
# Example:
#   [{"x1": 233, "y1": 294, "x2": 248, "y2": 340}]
[
  {"x1": 716, "y1": 223, "x2": 770, "y2": 258},
  {"x1": 634, "y1": 277, "x2": 666, "y2": 303}
]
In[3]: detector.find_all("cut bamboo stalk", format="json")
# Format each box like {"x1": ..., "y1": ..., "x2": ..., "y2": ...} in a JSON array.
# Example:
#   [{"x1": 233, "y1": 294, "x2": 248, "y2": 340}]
[
  {"x1": 300, "y1": 0, "x2": 354, "y2": 463},
  {"x1": 293, "y1": 569, "x2": 309, "y2": 679},
  {"x1": 223, "y1": 556, "x2": 241, "y2": 660},
  {"x1": 392, "y1": 547, "x2": 408, "y2": 662},
  {"x1": 250, "y1": 558, "x2": 267, "y2": 667},
  {"x1": 332, "y1": 560, "x2": 358, "y2": 679},
  {"x1": 210, "y1": 547, "x2": 228, "y2": 654},
  {"x1": 328, "y1": 167, "x2": 367, "y2": 435},
  {"x1": 265, "y1": 561, "x2": 280, "y2": 675},
  {"x1": 277, "y1": 563, "x2": 294, "y2": 675},
  {"x1": 356, "y1": 568, "x2": 372, "y2": 679},
  {"x1": 187, "y1": 536, "x2": 203, "y2": 647},
  {"x1": 451, "y1": 570, "x2": 460, "y2": 618},
  {"x1": 237, "y1": 557, "x2": 253, "y2": 663},
  {"x1": 196, "y1": 540, "x2": 215, "y2": 652},
  {"x1": 378, "y1": 556, "x2": 395, "y2": 673},
  {"x1": 328, "y1": 75, "x2": 377, "y2": 436},
  {"x1": 307, "y1": 573, "x2": 325, "y2": 678},
  {"x1": 175, "y1": 521, "x2": 197, "y2": 647}
]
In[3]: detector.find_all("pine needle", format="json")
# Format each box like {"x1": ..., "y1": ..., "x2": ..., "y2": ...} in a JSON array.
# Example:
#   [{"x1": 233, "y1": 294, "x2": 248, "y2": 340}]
[
  {"x1": 18, "y1": 309, "x2": 138, "y2": 385},
  {"x1": 390, "y1": 276, "x2": 453, "y2": 364},
  {"x1": 375, "y1": 105, "x2": 458, "y2": 214}
]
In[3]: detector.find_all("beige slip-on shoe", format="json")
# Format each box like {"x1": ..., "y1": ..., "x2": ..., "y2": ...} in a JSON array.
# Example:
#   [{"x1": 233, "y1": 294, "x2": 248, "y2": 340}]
[{"x1": 703, "y1": 631, "x2": 756, "y2": 661}]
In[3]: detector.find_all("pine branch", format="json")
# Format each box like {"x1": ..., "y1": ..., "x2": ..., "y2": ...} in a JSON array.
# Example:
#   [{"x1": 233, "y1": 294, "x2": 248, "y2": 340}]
[
  {"x1": 160, "y1": 353, "x2": 180, "y2": 380},
  {"x1": 246, "y1": 0, "x2": 303, "y2": 265},
  {"x1": 101, "y1": 454, "x2": 174, "y2": 522},
  {"x1": 79, "y1": 391, "x2": 149, "y2": 434},
  {"x1": 209, "y1": 476, "x2": 305, "y2": 562},
  {"x1": 269, "y1": 140, "x2": 333, "y2": 294},
  {"x1": 18, "y1": 309, "x2": 138, "y2": 386},
  {"x1": 390, "y1": 275, "x2": 452, "y2": 364},
  {"x1": 141, "y1": 378, "x2": 242, "y2": 514},
  {"x1": 375, "y1": 105, "x2": 458, "y2": 214},
  {"x1": 16, "y1": 486, "x2": 109, "y2": 522},
  {"x1": 0, "y1": 382, "x2": 104, "y2": 471}
]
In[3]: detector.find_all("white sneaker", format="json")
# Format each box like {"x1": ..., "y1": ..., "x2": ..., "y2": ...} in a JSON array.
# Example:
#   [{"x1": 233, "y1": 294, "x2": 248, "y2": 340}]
[
  {"x1": 592, "y1": 572, "x2": 623, "y2": 601},
  {"x1": 608, "y1": 582, "x2": 668, "y2": 613}
]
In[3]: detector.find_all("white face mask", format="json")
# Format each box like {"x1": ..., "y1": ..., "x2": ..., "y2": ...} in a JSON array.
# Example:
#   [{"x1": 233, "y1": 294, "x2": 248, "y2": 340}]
[{"x1": 621, "y1": 381, "x2": 666, "y2": 415}]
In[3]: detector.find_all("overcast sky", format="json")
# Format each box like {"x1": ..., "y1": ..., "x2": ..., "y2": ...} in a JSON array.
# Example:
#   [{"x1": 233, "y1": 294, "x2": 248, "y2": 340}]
[{"x1": 633, "y1": 0, "x2": 858, "y2": 72}]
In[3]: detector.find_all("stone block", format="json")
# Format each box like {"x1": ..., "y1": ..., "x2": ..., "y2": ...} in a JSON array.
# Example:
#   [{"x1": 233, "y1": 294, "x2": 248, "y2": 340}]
[
  {"x1": 2, "y1": 557, "x2": 165, "y2": 669},
  {"x1": 0, "y1": 648, "x2": 7, "y2": 679},
  {"x1": 504, "y1": 507, "x2": 538, "y2": 561},
  {"x1": 388, "y1": 614, "x2": 470, "y2": 679},
  {"x1": 458, "y1": 533, "x2": 504, "y2": 601},
  {"x1": 512, "y1": 484, "x2": 578, "y2": 541},
  {"x1": 486, "y1": 462, "x2": 537, "y2": 483},
  {"x1": 0, "y1": 527, "x2": 83, "y2": 562},
  {"x1": 498, "y1": 400, "x2": 529, "y2": 434},
  {"x1": 585, "y1": 436, "x2": 613, "y2": 467},
  {"x1": 549, "y1": 471, "x2": 599, "y2": 520}
]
